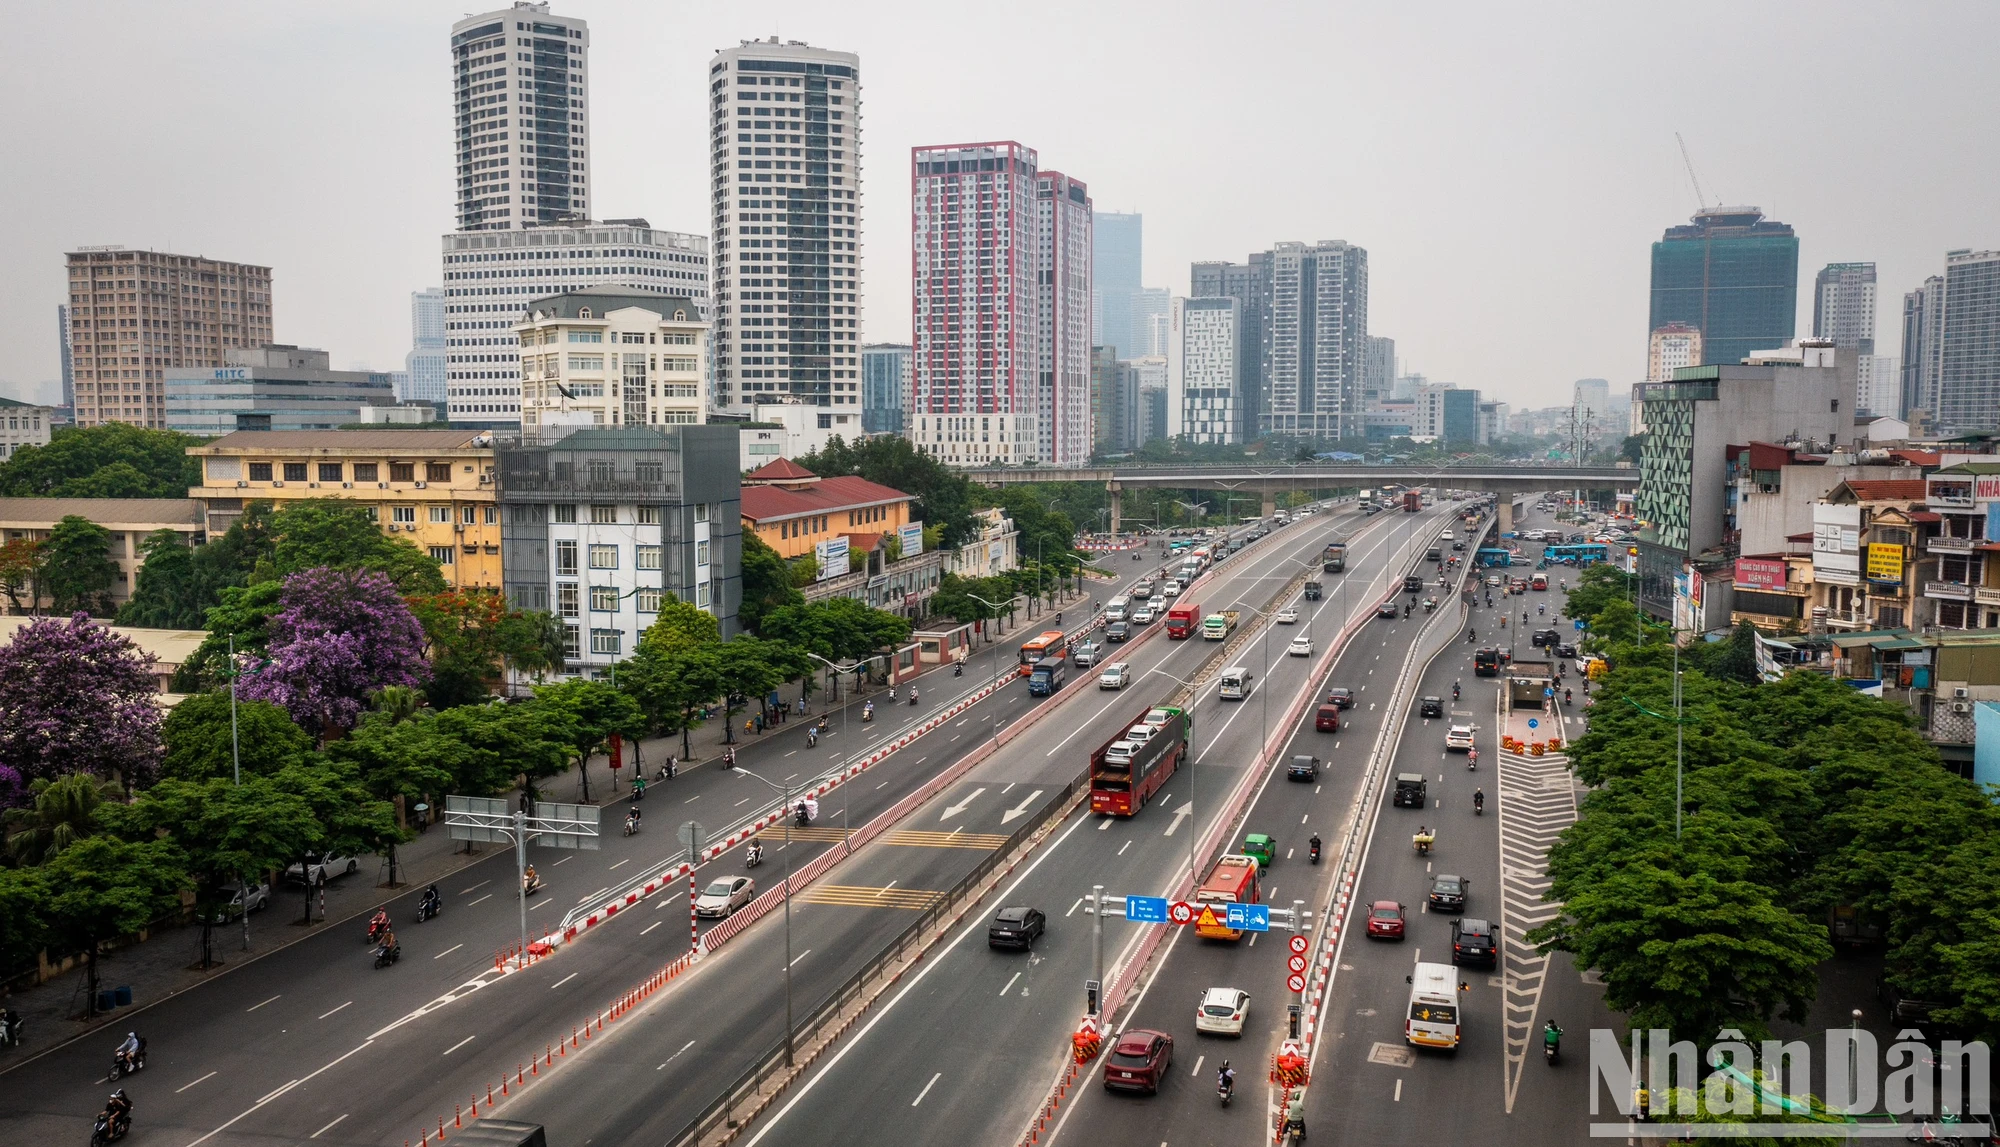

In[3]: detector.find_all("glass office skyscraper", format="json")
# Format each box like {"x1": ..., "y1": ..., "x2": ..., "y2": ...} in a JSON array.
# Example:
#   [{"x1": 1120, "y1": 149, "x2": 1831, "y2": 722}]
[{"x1": 1649, "y1": 207, "x2": 1798, "y2": 369}]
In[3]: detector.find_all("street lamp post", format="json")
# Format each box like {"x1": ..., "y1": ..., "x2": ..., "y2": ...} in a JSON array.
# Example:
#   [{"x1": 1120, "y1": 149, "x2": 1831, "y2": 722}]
[
  {"x1": 1142, "y1": 664, "x2": 1208, "y2": 882},
  {"x1": 733, "y1": 766, "x2": 799, "y2": 1066},
  {"x1": 806, "y1": 652, "x2": 862, "y2": 749},
  {"x1": 967, "y1": 592, "x2": 1026, "y2": 750}
]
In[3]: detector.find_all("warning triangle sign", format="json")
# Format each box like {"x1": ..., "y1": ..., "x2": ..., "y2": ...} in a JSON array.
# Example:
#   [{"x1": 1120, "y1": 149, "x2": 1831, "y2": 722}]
[{"x1": 1195, "y1": 905, "x2": 1222, "y2": 929}]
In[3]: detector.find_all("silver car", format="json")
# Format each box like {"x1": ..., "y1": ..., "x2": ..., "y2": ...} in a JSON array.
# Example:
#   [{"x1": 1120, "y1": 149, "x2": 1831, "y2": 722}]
[
  {"x1": 695, "y1": 876, "x2": 756, "y2": 918},
  {"x1": 1097, "y1": 662, "x2": 1132, "y2": 690}
]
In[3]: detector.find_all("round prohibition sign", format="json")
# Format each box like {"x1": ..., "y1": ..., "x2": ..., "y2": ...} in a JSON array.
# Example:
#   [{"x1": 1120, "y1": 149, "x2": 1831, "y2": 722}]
[
  {"x1": 1287, "y1": 973, "x2": 1307, "y2": 993},
  {"x1": 1168, "y1": 901, "x2": 1195, "y2": 925},
  {"x1": 1288, "y1": 934, "x2": 1309, "y2": 955},
  {"x1": 1287, "y1": 954, "x2": 1308, "y2": 974}
]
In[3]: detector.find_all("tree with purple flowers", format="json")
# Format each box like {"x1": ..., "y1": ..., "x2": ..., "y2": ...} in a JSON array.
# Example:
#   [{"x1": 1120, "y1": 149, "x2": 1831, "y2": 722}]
[
  {"x1": 238, "y1": 567, "x2": 429, "y2": 741},
  {"x1": 0, "y1": 614, "x2": 163, "y2": 794}
]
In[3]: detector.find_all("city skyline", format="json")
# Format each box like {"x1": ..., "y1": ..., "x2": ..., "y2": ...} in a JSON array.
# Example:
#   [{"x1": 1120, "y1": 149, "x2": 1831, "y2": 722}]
[{"x1": 3, "y1": 1, "x2": 1997, "y2": 414}]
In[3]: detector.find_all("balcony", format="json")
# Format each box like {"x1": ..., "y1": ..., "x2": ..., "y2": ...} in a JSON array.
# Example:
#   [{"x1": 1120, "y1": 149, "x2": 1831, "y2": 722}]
[
  {"x1": 1928, "y1": 535, "x2": 1979, "y2": 554},
  {"x1": 1927, "y1": 485, "x2": 1975, "y2": 509},
  {"x1": 1924, "y1": 580, "x2": 1974, "y2": 602},
  {"x1": 1977, "y1": 586, "x2": 2000, "y2": 608}
]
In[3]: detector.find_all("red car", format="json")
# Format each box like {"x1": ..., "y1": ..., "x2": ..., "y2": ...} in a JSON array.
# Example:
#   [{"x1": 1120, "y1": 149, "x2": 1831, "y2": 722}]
[
  {"x1": 1102, "y1": 1029, "x2": 1174, "y2": 1094},
  {"x1": 1366, "y1": 900, "x2": 1406, "y2": 940}
]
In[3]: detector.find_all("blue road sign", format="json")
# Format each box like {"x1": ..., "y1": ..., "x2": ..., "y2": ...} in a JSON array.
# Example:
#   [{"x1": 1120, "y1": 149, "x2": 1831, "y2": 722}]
[
  {"x1": 1225, "y1": 903, "x2": 1271, "y2": 932},
  {"x1": 1527, "y1": 718, "x2": 1539, "y2": 729},
  {"x1": 1125, "y1": 895, "x2": 1168, "y2": 923}
]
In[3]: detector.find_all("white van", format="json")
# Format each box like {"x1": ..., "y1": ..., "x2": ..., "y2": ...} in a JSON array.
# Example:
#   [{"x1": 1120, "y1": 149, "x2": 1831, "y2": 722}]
[
  {"x1": 1405, "y1": 961, "x2": 1466, "y2": 1051},
  {"x1": 1105, "y1": 596, "x2": 1130, "y2": 622},
  {"x1": 1217, "y1": 667, "x2": 1254, "y2": 701}
]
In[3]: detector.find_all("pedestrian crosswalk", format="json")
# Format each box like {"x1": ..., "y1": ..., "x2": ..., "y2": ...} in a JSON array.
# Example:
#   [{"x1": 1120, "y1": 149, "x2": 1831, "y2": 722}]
[
  {"x1": 795, "y1": 884, "x2": 944, "y2": 911},
  {"x1": 1495, "y1": 736, "x2": 1578, "y2": 1113},
  {"x1": 880, "y1": 829, "x2": 1009, "y2": 851},
  {"x1": 747, "y1": 826, "x2": 852, "y2": 844}
]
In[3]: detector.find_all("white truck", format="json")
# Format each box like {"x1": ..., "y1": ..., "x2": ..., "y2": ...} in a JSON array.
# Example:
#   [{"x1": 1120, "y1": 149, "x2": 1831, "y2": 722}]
[
  {"x1": 1105, "y1": 596, "x2": 1130, "y2": 621},
  {"x1": 1202, "y1": 610, "x2": 1241, "y2": 641}
]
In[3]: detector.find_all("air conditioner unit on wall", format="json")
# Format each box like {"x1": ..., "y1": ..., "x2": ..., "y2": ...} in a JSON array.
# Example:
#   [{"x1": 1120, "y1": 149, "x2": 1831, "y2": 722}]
[
  {"x1": 1951, "y1": 701, "x2": 1973, "y2": 714},
  {"x1": 415, "y1": 481, "x2": 428, "y2": 489},
  {"x1": 1954, "y1": 687, "x2": 1971, "y2": 699}
]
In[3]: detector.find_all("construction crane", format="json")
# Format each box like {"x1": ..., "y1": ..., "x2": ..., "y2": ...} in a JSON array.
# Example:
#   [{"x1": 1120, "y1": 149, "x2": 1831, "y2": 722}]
[{"x1": 1675, "y1": 132, "x2": 1711, "y2": 212}]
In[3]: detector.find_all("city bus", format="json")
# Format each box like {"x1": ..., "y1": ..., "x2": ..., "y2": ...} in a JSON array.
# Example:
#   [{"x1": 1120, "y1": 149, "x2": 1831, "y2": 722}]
[
  {"x1": 1194, "y1": 854, "x2": 1262, "y2": 940},
  {"x1": 1474, "y1": 548, "x2": 1513, "y2": 568},
  {"x1": 1018, "y1": 630, "x2": 1068, "y2": 677},
  {"x1": 1544, "y1": 543, "x2": 1609, "y2": 566}
]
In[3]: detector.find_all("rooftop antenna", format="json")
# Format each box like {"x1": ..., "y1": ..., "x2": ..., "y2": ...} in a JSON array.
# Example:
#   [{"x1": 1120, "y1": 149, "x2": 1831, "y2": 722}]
[{"x1": 1674, "y1": 132, "x2": 1712, "y2": 212}]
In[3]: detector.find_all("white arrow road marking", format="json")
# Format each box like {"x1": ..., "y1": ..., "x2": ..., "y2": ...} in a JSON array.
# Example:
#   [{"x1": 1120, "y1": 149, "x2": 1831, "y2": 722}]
[
  {"x1": 939, "y1": 787, "x2": 986, "y2": 821},
  {"x1": 1000, "y1": 790, "x2": 1045, "y2": 824},
  {"x1": 1164, "y1": 802, "x2": 1193, "y2": 836}
]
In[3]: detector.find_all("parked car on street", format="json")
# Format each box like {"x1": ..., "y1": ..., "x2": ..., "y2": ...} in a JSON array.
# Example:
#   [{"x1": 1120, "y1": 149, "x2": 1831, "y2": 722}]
[
  {"x1": 199, "y1": 881, "x2": 272, "y2": 923},
  {"x1": 285, "y1": 852, "x2": 358, "y2": 885}
]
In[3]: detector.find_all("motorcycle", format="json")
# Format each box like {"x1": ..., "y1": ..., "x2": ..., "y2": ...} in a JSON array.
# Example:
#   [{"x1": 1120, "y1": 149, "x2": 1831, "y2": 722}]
[
  {"x1": 522, "y1": 873, "x2": 544, "y2": 897},
  {"x1": 91, "y1": 1109, "x2": 130, "y2": 1147},
  {"x1": 1473, "y1": 792, "x2": 1485, "y2": 816},
  {"x1": 373, "y1": 943, "x2": 401, "y2": 969},
  {"x1": 954, "y1": 662, "x2": 964, "y2": 677},
  {"x1": 110, "y1": 1047, "x2": 146, "y2": 1079},
  {"x1": 745, "y1": 846, "x2": 763, "y2": 870},
  {"x1": 1412, "y1": 833, "x2": 1434, "y2": 857},
  {"x1": 366, "y1": 913, "x2": 390, "y2": 945},
  {"x1": 1544, "y1": 1026, "x2": 1563, "y2": 1064},
  {"x1": 415, "y1": 893, "x2": 441, "y2": 923},
  {"x1": 1308, "y1": 839, "x2": 1321, "y2": 864},
  {"x1": 0, "y1": 1009, "x2": 22, "y2": 1048},
  {"x1": 1466, "y1": 629, "x2": 1477, "y2": 643},
  {"x1": 1452, "y1": 682, "x2": 1461, "y2": 701},
  {"x1": 861, "y1": 703, "x2": 875, "y2": 723},
  {"x1": 795, "y1": 805, "x2": 812, "y2": 827},
  {"x1": 1217, "y1": 1075, "x2": 1234, "y2": 1107},
  {"x1": 623, "y1": 812, "x2": 640, "y2": 837},
  {"x1": 631, "y1": 780, "x2": 645, "y2": 802},
  {"x1": 657, "y1": 759, "x2": 677, "y2": 782},
  {"x1": 909, "y1": 690, "x2": 919, "y2": 707}
]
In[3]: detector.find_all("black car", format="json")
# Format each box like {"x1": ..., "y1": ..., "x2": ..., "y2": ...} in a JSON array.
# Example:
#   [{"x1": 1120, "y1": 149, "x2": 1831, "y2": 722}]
[
  {"x1": 1376, "y1": 601, "x2": 1399, "y2": 619},
  {"x1": 1287, "y1": 754, "x2": 1320, "y2": 782},
  {"x1": 1105, "y1": 621, "x2": 1131, "y2": 643},
  {"x1": 1393, "y1": 773, "x2": 1427, "y2": 808},
  {"x1": 1325, "y1": 687, "x2": 1355, "y2": 708},
  {"x1": 1531, "y1": 629, "x2": 1562, "y2": 648},
  {"x1": 1428, "y1": 874, "x2": 1467, "y2": 913},
  {"x1": 1451, "y1": 541, "x2": 1465, "y2": 551},
  {"x1": 988, "y1": 905, "x2": 1046, "y2": 949},
  {"x1": 1403, "y1": 575, "x2": 1424, "y2": 594},
  {"x1": 1556, "y1": 642, "x2": 1578, "y2": 660},
  {"x1": 1419, "y1": 696, "x2": 1444, "y2": 719},
  {"x1": 1451, "y1": 917, "x2": 1497, "y2": 967}
]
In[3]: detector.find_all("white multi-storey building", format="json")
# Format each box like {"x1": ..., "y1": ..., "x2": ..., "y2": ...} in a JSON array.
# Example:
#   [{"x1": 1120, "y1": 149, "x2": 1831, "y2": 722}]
[
  {"x1": 1036, "y1": 170, "x2": 1093, "y2": 464},
  {"x1": 707, "y1": 38, "x2": 863, "y2": 417},
  {"x1": 1166, "y1": 296, "x2": 1240, "y2": 444},
  {"x1": 515, "y1": 292, "x2": 707, "y2": 441},
  {"x1": 439, "y1": 219, "x2": 709, "y2": 427},
  {"x1": 1265, "y1": 240, "x2": 1369, "y2": 439},
  {"x1": 405, "y1": 289, "x2": 448, "y2": 405},
  {"x1": 450, "y1": 2, "x2": 590, "y2": 232}
]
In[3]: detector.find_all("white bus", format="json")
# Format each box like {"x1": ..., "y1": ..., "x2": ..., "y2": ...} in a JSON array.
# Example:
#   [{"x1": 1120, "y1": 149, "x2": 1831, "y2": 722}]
[
  {"x1": 1405, "y1": 961, "x2": 1467, "y2": 1051},
  {"x1": 1217, "y1": 666, "x2": 1254, "y2": 701}
]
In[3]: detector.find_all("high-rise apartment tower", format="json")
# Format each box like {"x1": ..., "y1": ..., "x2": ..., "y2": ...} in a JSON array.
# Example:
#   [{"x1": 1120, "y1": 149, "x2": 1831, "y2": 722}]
[
  {"x1": 450, "y1": 3, "x2": 591, "y2": 231},
  {"x1": 707, "y1": 38, "x2": 864, "y2": 417},
  {"x1": 1649, "y1": 207, "x2": 1798, "y2": 369}
]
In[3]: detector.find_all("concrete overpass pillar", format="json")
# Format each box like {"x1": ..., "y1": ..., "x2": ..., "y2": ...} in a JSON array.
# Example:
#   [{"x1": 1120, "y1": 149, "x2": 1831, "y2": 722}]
[
  {"x1": 1261, "y1": 489, "x2": 1277, "y2": 519},
  {"x1": 1497, "y1": 497, "x2": 1513, "y2": 535},
  {"x1": 1107, "y1": 481, "x2": 1121, "y2": 537}
]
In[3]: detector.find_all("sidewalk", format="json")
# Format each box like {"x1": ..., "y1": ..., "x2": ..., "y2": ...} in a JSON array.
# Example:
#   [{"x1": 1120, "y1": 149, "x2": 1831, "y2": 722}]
[{"x1": 0, "y1": 583, "x2": 1095, "y2": 1059}]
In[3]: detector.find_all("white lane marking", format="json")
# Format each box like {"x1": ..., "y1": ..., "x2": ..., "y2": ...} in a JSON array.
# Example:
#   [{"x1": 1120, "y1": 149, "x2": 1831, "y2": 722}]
[
  {"x1": 1097, "y1": 818, "x2": 1112, "y2": 830},
  {"x1": 609, "y1": 859, "x2": 631, "y2": 871},
  {"x1": 736, "y1": 798, "x2": 751, "y2": 807},
  {"x1": 1191, "y1": 1054, "x2": 1204, "y2": 1078},
  {"x1": 550, "y1": 972, "x2": 578, "y2": 989},
  {"x1": 317, "y1": 1001, "x2": 351, "y2": 1020},
  {"x1": 466, "y1": 893, "x2": 492, "y2": 908},
  {"x1": 1395, "y1": 1077, "x2": 1404, "y2": 1101},
  {"x1": 1001, "y1": 972, "x2": 1022, "y2": 996},
  {"x1": 657, "y1": 1040, "x2": 696, "y2": 1069},
  {"x1": 246, "y1": 995, "x2": 280, "y2": 1012},
  {"x1": 912, "y1": 1071, "x2": 943, "y2": 1106},
  {"x1": 177, "y1": 1070, "x2": 218, "y2": 1093},
  {"x1": 459, "y1": 880, "x2": 489, "y2": 894},
  {"x1": 1117, "y1": 839, "x2": 1132, "y2": 856},
  {"x1": 684, "y1": 795, "x2": 700, "y2": 803},
  {"x1": 553, "y1": 856, "x2": 572, "y2": 865},
  {"x1": 1066, "y1": 897, "x2": 1083, "y2": 917},
  {"x1": 642, "y1": 920, "x2": 664, "y2": 935},
  {"x1": 790, "y1": 949, "x2": 812, "y2": 968},
  {"x1": 309, "y1": 1113, "x2": 348, "y2": 1139},
  {"x1": 184, "y1": 1042, "x2": 372, "y2": 1147},
  {"x1": 443, "y1": 1035, "x2": 476, "y2": 1056},
  {"x1": 433, "y1": 943, "x2": 464, "y2": 960},
  {"x1": 530, "y1": 898, "x2": 550, "y2": 910}
]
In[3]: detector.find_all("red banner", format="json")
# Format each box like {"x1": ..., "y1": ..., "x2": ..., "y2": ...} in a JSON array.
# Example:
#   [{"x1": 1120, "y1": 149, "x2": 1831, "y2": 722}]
[{"x1": 1733, "y1": 558, "x2": 1787, "y2": 591}]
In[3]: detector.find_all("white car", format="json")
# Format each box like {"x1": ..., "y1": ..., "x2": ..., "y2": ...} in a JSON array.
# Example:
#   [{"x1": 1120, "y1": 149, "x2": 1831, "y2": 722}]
[
  {"x1": 285, "y1": 852, "x2": 358, "y2": 885},
  {"x1": 1486, "y1": 575, "x2": 1503, "y2": 587},
  {"x1": 695, "y1": 876, "x2": 755, "y2": 918},
  {"x1": 1148, "y1": 595, "x2": 1167, "y2": 612},
  {"x1": 200, "y1": 881, "x2": 272, "y2": 923},
  {"x1": 1445, "y1": 724, "x2": 1476, "y2": 752},
  {"x1": 1141, "y1": 708, "x2": 1175, "y2": 730},
  {"x1": 1098, "y1": 662, "x2": 1131, "y2": 690},
  {"x1": 1275, "y1": 607, "x2": 1300, "y2": 625},
  {"x1": 1287, "y1": 635, "x2": 1314, "y2": 657},
  {"x1": 1123, "y1": 723, "x2": 1160, "y2": 747},
  {"x1": 1440, "y1": 531, "x2": 1454, "y2": 542},
  {"x1": 1162, "y1": 581, "x2": 1183, "y2": 598},
  {"x1": 1130, "y1": 605, "x2": 1156, "y2": 624},
  {"x1": 1196, "y1": 986, "x2": 1251, "y2": 1036}
]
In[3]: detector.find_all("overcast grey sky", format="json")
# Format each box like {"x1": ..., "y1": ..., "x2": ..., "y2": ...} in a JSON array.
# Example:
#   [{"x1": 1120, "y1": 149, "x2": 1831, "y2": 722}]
[{"x1": 3, "y1": 1, "x2": 1994, "y2": 412}]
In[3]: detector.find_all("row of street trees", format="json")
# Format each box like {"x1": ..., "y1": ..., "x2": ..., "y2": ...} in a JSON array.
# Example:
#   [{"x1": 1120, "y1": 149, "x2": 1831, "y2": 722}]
[{"x1": 1531, "y1": 565, "x2": 2000, "y2": 1054}]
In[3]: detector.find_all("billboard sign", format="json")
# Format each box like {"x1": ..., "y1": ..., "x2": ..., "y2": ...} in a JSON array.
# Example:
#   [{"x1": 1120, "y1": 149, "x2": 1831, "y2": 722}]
[
  {"x1": 1734, "y1": 558, "x2": 1788, "y2": 591},
  {"x1": 815, "y1": 536, "x2": 850, "y2": 581},
  {"x1": 1974, "y1": 474, "x2": 2000, "y2": 501},
  {"x1": 1812, "y1": 503, "x2": 1862, "y2": 575},
  {"x1": 899, "y1": 521, "x2": 924, "y2": 559},
  {"x1": 1866, "y1": 543, "x2": 1905, "y2": 584}
]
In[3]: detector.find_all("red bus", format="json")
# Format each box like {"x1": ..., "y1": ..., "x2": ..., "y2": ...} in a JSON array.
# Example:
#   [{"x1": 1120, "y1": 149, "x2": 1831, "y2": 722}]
[
  {"x1": 1089, "y1": 707, "x2": 1188, "y2": 816},
  {"x1": 1194, "y1": 855, "x2": 1262, "y2": 940},
  {"x1": 1404, "y1": 490, "x2": 1422, "y2": 513},
  {"x1": 1018, "y1": 630, "x2": 1067, "y2": 677}
]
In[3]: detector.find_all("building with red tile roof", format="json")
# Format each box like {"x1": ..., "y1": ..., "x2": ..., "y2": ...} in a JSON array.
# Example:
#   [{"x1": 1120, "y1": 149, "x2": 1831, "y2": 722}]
[{"x1": 740, "y1": 461, "x2": 915, "y2": 561}]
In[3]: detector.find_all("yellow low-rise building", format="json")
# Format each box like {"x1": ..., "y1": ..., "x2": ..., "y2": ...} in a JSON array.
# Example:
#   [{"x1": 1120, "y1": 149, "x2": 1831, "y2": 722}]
[{"x1": 186, "y1": 429, "x2": 502, "y2": 588}]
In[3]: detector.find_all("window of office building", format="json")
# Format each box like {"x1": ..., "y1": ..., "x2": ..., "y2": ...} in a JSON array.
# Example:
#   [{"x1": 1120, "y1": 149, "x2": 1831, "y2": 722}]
[
  {"x1": 556, "y1": 583, "x2": 579, "y2": 618},
  {"x1": 430, "y1": 506, "x2": 451, "y2": 524},
  {"x1": 392, "y1": 506, "x2": 416, "y2": 524},
  {"x1": 635, "y1": 587, "x2": 662, "y2": 613},
  {"x1": 554, "y1": 503, "x2": 577, "y2": 524},
  {"x1": 248, "y1": 462, "x2": 272, "y2": 481},
  {"x1": 353, "y1": 463, "x2": 379, "y2": 482},
  {"x1": 563, "y1": 623, "x2": 581, "y2": 660},
  {"x1": 318, "y1": 463, "x2": 343, "y2": 482},
  {"x1": 589, "y1": 585, "x2": 619, "y2": 611},
  {"x1": 426, "y1": 463, "x2": 451, "y2": 482},
  {"x1": 637, "y1": 505, "x2": 661, "y2": 524},
  {"x1": 428, "y1": 546, "x2": 454, "y2": 565},
  {"x1": 637, "y1": 545, "x2": 662, "y2": 570},
  {"x1": 696, "y1": 540, "x2": 709, "y2": 567},
  {"x1": 589, "y1": 544, "x2": 618, "y2": 569},
  {"x1": 591, "y1": 504, "x2": 617, "y2": 524},
  {"x1": 590, "y1": 628, "x2": 622, "y2": 655},
  {"x1": 390, "y1": 462, "x2": 415, "y2": 482},
  {"x1": 556, "y1": 540, "x2": 578, "y2": 576},
  {"x1": 283, "y1": 462, "x2": 308, "y2": 482}
]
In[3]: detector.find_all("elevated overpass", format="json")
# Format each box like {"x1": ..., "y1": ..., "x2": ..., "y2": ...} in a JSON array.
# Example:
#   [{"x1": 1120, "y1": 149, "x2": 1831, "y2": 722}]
[{"x1": 960, "y1": 462, "x2": 1639, "y2": 532}]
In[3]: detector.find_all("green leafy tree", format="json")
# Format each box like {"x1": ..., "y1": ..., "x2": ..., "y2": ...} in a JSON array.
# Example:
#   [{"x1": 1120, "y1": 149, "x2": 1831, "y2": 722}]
[
  {"x1": 270, "y1": 761, "x2": 403, "y2": 912},
  {"x1": 38, "y1": 836, "x2": 190, "y2": 1016},
  {"x1": 638, "y1": 597, "x2": 722, "y2": 655},
  {"x1": 0, "y1": 866, "x2": 47, "y2": 980},
  {"x1": 0, "y1": 424, "x2": 202, "y2": 499},
  {"x1": 264, "y1": 500, "x2": 446, "y2": 594},
  {"x1": 39, "y1": 516, "x2": 118, "y2": 616},
  {"x1": 118, "y1": 530, "x2": 205, "y2": 628},
  {"x1": 715, "y1": 638, "x2": 787, "y2": 743},
  {"x1": 529, "y1": 680, "x2": 642, "y2": 801},
  {"x1": 792, "y1": 435, "x2": 981, "y2": 548},
  {"x1": 2, "y1": 772, "x2": 119, "y2": 865},
  {"x1": 409, "y1": 589, "x2": 549, "y2": 709},
  {"x1": 432, "y1": 701, "x2": 576, "y2": 800},
  {"x1": 159, "y1": 691, "x2": 317, "y2": 782},
  {"x1": 620, "y1": 643, "x2": 724, "y2": 759},
  {"x1": 737, "y1": 530, "x2": 803, "y2": 632}
]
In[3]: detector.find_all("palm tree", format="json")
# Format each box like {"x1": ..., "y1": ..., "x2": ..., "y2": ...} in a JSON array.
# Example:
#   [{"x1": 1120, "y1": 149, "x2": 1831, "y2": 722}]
[
  {"x1": 3, "y1": 772, "x2": 119, "y2": 865},
  {"x1": 371, "y1": 684, "x2": 425, "y2": 725}
]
